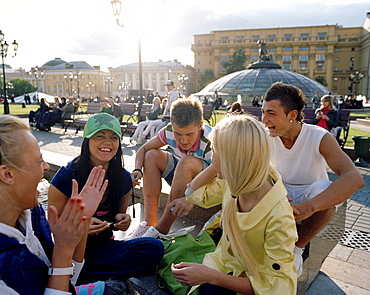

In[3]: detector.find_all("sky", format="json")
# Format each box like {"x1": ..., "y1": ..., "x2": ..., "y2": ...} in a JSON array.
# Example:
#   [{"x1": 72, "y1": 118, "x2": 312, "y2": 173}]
[{"x1": 1, "y1": 0, "x2": 369, "y2": 72}]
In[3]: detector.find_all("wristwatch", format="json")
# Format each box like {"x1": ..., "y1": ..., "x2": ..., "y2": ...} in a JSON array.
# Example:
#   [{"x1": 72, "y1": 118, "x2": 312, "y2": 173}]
[{"x1": 48, "y1": 263, "x2": 75, "y2": 276}]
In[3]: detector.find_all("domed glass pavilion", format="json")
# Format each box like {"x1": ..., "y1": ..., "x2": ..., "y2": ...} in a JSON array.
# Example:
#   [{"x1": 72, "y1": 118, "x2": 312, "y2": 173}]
[{"x1": 196, "y1": 42, "x2": 331, "y2": 105}]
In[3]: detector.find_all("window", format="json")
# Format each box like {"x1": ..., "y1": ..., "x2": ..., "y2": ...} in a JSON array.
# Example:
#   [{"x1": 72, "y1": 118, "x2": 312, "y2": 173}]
[
  {"x1": 316, "y1": 46, "x2": 326, "y2": 50},
  {"x1": 209, "y1": 60, "x2": 213, "y2": 64},
  {"x1": 283, "y1": 55, "x2": 291, "y2": 62},
  {"x1": 300, "y1": 33, "x2": 309, "y2": 38},
  {"x1": 210, "y1": 52, "x2": 212, "y2": 55},
  {"x1": 334, "y1": 67, "x2": 339, "y2": 71},
  {"x1": 251, "y1": 48, "x2": 259, "y2": 52},
  {"x1": 316, "y1": 63, "x2": 324, "y2": 70},
  {"x1": 335, "y1": 58, "x2": 340, "y2": 62},
  {"x1": 198, "y1": 52, "x2": 201, "y2": 55},
  {"x1": 236, "y1": 36, "x2": 244, "y2": 40},
  {"x1": 300, "y1": 47, "x2": 308, "y2": 51},
  {"x1": 268, "y1": 34, "x2": 276, "y2": 39},
  {"x1": 299, "y1": 55, "x2": 308, "y2": 70},
  {"x1": 316, "y1": 54, "x2": 325, "y2": 61},
  {"x1": 299, "y1": 63, "x2": 307, "y2": 70},
  {"x1": 251, "y1": 56, "x2": 259, "y2": 62},
  {"x1": 236, "y1": 49, "x2": 244, "y2": 52},
  {"x1": 284, "y1": 34, "x2": 293, "y2": 38},
  {"x1": 221, "y1": 36, "x2": 229, "y2": 41},
  {"x1": 252, "y1": 35, "x2": 260, "y2": 40},
  {"x1": 316, "y1": 54, "x2": 325, "y2": 70},
  {"x1": 283, "y1": 47, "x2": 292, "y2": 51},
  {"x1": 335, "y1": 48, "x2": 340, "y2": 52},
  {"x1": 317, "y1": 32, "x2": 327, "y2": 37},
  {"x1": 197, "y1": 60, "x2": 201, "y2": 64},
  {"x1": 221, "y1": 57, "x2": 229, "y2": 71},
  {"x1": 351, "y1": 48, "x2": 355, "y2": 51},
  {"x1": 220, "y1": 49, "x2": 229, "y2": 53},
  {"x1": 267, "y1": 48, "x2": 276, "y2": 51},
  {"x1": 283, "y1": 64, "x2": 291, "y2": 70}
]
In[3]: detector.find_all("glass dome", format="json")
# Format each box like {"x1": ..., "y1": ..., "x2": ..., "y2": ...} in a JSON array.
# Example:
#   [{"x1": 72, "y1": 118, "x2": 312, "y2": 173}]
[{"x1": 197, "y1": 61, "x2": 331, "y2": 103}]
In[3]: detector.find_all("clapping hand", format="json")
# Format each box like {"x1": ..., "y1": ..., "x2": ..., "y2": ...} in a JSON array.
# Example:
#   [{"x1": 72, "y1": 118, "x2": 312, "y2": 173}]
[{"x1": 49, "y1": 166, "x2": 108, "y2": 248}]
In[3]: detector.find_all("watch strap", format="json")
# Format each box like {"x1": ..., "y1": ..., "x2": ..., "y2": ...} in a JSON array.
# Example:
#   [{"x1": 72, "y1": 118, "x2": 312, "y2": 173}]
[{"x1": 48, "y1": 263, "x2": 75, "y2": 276}]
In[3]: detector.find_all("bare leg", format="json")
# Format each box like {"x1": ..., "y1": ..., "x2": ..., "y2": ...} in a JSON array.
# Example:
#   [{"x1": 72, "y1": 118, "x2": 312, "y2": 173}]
[
  {"x1": 296, "y1": 207, "x2": 335, "y2": 248},
  {"x1": 142, "y1": 149, "x2": 168, "y2": 226},
  {"x1": 156, "y1": 155, "x2": 204, "y2": 234}
]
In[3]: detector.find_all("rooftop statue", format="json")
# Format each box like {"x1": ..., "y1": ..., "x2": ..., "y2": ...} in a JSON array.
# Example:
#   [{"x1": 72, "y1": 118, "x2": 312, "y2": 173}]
[{"x1": 258, "y1": 40, "x2": 273, "y2": 62}]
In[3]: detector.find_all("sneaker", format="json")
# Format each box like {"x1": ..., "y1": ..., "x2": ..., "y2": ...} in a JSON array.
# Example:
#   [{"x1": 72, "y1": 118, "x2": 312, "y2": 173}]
[
  {"x1": 136, "y1": 137, "x2": 143, "y2": 145},
  {"x1": 294, "y1": 246, "x2": 304, "y2": 277},
  {"x1": 130, "y1": 135, "x2": 137, "y2": 143},
  {"x1": 123, "y1": 221, "x2": 150, "y2": 240}
]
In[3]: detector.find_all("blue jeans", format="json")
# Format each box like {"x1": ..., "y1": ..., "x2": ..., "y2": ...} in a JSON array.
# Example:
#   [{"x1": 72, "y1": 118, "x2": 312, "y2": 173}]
[{"x1": 77, "y1": 237, "x2": 164, "y2": 285}]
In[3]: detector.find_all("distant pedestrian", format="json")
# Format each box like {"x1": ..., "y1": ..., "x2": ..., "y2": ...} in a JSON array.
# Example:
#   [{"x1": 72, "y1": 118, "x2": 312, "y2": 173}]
[
  {"x1": 212, "y1": 91, "x2": 222, "y2": 110},
  {"x1": 312, "y1": 92, "x2": 321, "y2": 109}
]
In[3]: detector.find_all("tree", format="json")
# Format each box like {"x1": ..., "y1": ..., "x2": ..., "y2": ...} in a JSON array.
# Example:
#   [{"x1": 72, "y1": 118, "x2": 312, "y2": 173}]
[
  {"x1": 223, "y1": 50, "x2": 247, "y2": 74},
  {"x1": 315, "y1": 76, "x2": 328, "y2": 87},
  {"x1": 0, "y1": 78, "x2": 36, "y2": 97},
  {"x1": 198, "y1": 69, "x2": 216, "y2": 90}
]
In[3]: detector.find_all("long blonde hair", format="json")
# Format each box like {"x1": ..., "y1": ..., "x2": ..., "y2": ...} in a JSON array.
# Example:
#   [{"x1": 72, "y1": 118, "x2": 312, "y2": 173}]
[
  {"x1": 210, "y1": 115, "x2": 271, "y2": 280},
  {"x1": 0, "y1": 115, "x2": 30, "y2": 169}
]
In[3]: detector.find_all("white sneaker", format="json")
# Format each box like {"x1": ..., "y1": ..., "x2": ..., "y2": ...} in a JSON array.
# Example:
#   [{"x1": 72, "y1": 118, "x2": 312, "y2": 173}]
[
  {"x1": 141, "y1": 226, "x2": 160, "y2": 239},
  {"x1": 123, "y1": 221, "x2": 149, "y2": 240},
  {"x1": 294, "y1": 246, "x2": 304, "y2": 277},
  {"x1": 130, "y1": 135, "x2": 137, "y2": 142}
]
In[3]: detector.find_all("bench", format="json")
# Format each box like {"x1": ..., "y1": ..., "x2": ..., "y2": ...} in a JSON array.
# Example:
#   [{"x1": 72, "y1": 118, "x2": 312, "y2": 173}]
[
  {"x1": 122, "y1": 104, "x2": 153, "y2": 136},
  {"x1": 71, "y1": 103, "x2": 102, "y2": 134},
  {"x1": 303, "y1": 109, "x2": 351, "y2": 149},
  {"x1": 243, "y1": 106, "x2": 262, "y2": 120},
  {"x1": 119, "y1": 103, "x2": 137, "y2": 125}
]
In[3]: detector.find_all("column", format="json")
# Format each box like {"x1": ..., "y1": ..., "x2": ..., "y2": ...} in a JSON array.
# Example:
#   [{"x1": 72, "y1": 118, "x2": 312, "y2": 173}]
[{"x1": 325, "y1": 53, "x2": 334, "y2": 90}]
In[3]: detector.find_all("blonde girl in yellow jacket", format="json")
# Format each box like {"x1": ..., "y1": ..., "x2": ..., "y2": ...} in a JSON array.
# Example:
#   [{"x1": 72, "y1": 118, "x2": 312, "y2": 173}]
[{"x1": 171, "y1": 114, "x2": 298, "y2": 295}]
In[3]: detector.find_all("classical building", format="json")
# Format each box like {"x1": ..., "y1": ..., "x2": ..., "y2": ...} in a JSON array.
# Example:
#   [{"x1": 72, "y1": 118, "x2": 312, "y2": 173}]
[
  {"x1": 192, "y1": 13, "x2": 370, "y2": 98},
  {"x1": 29, "y1": 58, "x2": 111, "y2": 100},
  {"x1": 108, "y1": 60, "x2": 195, "y2": 100}
]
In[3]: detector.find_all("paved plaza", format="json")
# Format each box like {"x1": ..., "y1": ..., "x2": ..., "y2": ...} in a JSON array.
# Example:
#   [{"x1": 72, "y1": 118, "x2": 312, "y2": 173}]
[{"x1": 27, "y1": 118, "x2": 370, "y2": 295}]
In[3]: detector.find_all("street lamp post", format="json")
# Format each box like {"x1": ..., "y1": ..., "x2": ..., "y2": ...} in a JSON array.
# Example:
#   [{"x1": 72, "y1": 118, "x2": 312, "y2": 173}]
[
  {"x1": 0, "y1": 30, "x2": 18, "y2": 114},
  {"x1": 349, "y1": 57, "x2": 364, "y2": 96},
  {"x1": 64, "y1": 72, "x2": 74, "y2": 97},
  {"x1": 74, "y1": 71, "x2": 82, "y2": 100},
  {"x1": 29, "y1": 66, "x2": 44, "y2": 103},
  {"x1": 119, "y1": 81, "x2": 131, "y2": 101},
  {"x1": 105, "y1": 76, "x2": 113, "y2": 97},
  {"x1": 177, "y1": 73, "x2": 189, "y2": 96},
  {"x1": 111, "y1": 0, "x2": 144, "y2": 117},
  {"x1": 86, "y1": 81, "x2": 95, "y2": 101}
]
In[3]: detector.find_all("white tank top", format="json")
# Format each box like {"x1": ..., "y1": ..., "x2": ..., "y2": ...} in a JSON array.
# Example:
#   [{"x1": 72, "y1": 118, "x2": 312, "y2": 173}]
[{"x1": 270, "y1": 124, "x2": 329, "y2": 186}]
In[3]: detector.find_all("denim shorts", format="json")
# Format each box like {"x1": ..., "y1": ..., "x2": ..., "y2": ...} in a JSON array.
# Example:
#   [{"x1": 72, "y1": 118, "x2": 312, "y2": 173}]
[{"x1": 162, "y1": 152, "x2": 209, "y2": 185}]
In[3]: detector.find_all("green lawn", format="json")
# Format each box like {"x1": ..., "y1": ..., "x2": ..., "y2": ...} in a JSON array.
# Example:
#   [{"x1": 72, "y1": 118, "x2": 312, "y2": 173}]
[{"x1": 2, "y1": 103, "x2": 40, "y2": 114}]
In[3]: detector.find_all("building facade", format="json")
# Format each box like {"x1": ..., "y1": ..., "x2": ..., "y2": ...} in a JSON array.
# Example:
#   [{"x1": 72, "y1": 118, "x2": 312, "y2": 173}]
[
  {"x1": 192, "y1": 13, "x2": 370, "y2": 98},
  {"x1": 108, "y1": 60, "x2": 195, "y2": 100},
  {"x1": 30, "y1": 58, "x2": 111, "y2": 101}
]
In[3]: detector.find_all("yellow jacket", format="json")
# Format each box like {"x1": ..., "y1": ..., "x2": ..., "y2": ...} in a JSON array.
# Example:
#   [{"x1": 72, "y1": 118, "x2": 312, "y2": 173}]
[{"x1": 187, "y1": 168, "x2": 298, "y2": 295}]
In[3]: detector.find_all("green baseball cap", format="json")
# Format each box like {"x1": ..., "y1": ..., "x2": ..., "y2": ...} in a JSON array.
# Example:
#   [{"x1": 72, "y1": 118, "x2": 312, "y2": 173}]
[{"x1": 83, "y1": 113, "x2": 122, "y2": 138}]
